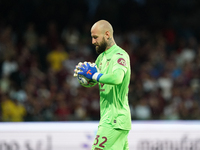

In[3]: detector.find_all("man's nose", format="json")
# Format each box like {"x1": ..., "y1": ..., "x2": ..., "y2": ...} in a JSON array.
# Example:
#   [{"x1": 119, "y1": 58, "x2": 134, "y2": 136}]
[{"x1": 92, "y1": 38, "x2": 96, "y2": 45}]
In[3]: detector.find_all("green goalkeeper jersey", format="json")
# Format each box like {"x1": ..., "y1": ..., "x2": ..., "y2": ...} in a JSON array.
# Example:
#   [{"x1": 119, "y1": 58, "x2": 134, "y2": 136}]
[{"x1": 95, "y1": 44, "x2": 132, "y2": 130}]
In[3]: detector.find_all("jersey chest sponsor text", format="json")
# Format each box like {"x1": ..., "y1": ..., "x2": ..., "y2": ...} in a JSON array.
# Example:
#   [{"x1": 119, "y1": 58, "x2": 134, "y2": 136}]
[
  {"x1": 99, "y1": 61, "x2": 110, "y2": 72},
  {"x1": 100, "y1": 83, "x2": 105, "y2": 91}
]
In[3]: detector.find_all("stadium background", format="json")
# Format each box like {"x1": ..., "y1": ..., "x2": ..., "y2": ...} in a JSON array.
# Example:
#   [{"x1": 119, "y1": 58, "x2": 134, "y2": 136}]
[
  {"x1": 0, "y1": 0, "x2": 200, "y2": 149},
  {"x1": 1, "y1": 0, "x2": 200, "y2": 122},
  {"x1": 0, "y1": 0, "x2": 200, "y2": 123}
]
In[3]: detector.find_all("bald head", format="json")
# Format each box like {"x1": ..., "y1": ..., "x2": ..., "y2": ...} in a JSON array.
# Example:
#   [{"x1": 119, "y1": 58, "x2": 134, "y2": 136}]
[
  {"x1": 91, "y1": 20, "x2": 116, "y2": 54},
  {"x1": 91, "y1": 20, "x2": 114, "y2": 37}
]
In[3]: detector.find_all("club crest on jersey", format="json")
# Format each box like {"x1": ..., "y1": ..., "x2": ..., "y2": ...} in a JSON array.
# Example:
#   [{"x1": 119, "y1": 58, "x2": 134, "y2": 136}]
[{"x1": 117, "y1": 58, "x2": 126, "y2": 66}]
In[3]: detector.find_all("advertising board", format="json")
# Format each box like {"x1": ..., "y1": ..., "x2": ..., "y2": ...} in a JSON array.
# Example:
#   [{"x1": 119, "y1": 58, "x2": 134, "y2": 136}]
[{"x1": 0, "y1": 121, "x2": 199, "y2": 150}]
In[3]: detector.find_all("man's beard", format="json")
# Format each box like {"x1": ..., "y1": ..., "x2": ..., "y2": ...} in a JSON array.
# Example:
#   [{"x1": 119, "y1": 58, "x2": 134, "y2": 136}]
[{"x1": 95, "y1": 37, "x2": 107, "y2": 54}]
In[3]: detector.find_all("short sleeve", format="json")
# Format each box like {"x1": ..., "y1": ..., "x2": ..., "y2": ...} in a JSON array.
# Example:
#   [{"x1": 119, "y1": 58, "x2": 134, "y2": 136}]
[{"x1": 112, "y1": 53, "x2": 129, "y2": 73}]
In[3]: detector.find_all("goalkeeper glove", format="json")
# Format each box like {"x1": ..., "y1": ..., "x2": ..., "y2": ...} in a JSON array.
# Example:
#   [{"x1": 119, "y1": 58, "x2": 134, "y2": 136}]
[
  {"x1": 78, "y1": 62, "x2": 103, "y2": 81},
  {"x1": 74, "y1": 62, "x2": 83, "y2": 77}
]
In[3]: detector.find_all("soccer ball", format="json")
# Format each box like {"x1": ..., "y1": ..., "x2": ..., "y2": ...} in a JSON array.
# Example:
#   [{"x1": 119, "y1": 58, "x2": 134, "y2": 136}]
[{"x1": 77, "y1": 74, "x2": 97, "y2": 87}]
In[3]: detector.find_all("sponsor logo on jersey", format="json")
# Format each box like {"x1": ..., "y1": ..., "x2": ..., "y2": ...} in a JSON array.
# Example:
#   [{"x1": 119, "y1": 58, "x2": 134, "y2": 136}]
[
  {"x1": 117, "y1": 58, "x2": 126, "y2": 66},
  {"x1": 106, "y1": 61, "x2": 109, "y2": 67},
  {"x1": 99, "y1": 62, "x2": 102, "y2": 71},
  {"x1": 100, "y1": 83, "x2": 104, "y2": 88},
  {"x1": 100, "y1": 83, "x2": 105, "y2": 91},
  {"x1": 116, "y1": 53, "x2": 123, "y2": 55},
  {"x1": 95, "y1": 148, "x2": 103, "y2": 150}
]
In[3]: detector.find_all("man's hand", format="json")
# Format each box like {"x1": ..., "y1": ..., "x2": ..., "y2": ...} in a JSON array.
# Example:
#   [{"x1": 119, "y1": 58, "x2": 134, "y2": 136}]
[
  {"x1": 74, "y1": 62, "x2": 83, "y2": 77},
  {"x1": 78, "y1": 62, "x2": 98, "y2": 80}
]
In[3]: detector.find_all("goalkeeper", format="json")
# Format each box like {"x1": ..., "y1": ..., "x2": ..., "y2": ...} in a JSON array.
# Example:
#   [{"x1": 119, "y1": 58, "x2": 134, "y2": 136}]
[{"x1": 74, "y1": 20, "x2": 131, "y2": 150}]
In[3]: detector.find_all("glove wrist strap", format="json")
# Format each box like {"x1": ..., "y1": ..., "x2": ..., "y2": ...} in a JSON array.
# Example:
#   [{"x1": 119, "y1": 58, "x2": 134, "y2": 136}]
[{"x1": 92, "y1": 73, "x2": 103, "y2": 82}]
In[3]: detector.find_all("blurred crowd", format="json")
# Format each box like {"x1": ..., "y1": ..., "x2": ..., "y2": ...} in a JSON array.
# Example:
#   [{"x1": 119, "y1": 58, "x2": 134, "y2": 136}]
[{"x1": 0, "y1": 0, "x2": 200, "y2": 122}]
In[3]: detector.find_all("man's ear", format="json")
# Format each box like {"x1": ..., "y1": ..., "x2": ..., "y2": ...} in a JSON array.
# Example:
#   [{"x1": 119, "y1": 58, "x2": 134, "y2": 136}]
[{"x1": 105, "y1": 31, "x2": 110, "y2": 40}]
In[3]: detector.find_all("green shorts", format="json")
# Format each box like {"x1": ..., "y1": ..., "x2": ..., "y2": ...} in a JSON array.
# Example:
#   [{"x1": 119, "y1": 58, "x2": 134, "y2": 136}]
[{"x1": 91, "y1": 125, "x2": 129, "y2": 150}]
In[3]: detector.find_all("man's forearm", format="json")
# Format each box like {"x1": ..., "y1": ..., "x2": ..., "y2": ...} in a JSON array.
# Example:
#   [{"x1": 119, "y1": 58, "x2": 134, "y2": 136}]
[{"x1": 98, "y1": 69, "x2": 124, "y2": 85}]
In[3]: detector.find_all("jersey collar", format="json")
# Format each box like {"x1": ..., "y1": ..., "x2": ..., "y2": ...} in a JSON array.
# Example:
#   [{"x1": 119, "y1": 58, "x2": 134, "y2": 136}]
[{"x1": 104, "y1": 44, "x2": 117, "y2": 54}]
